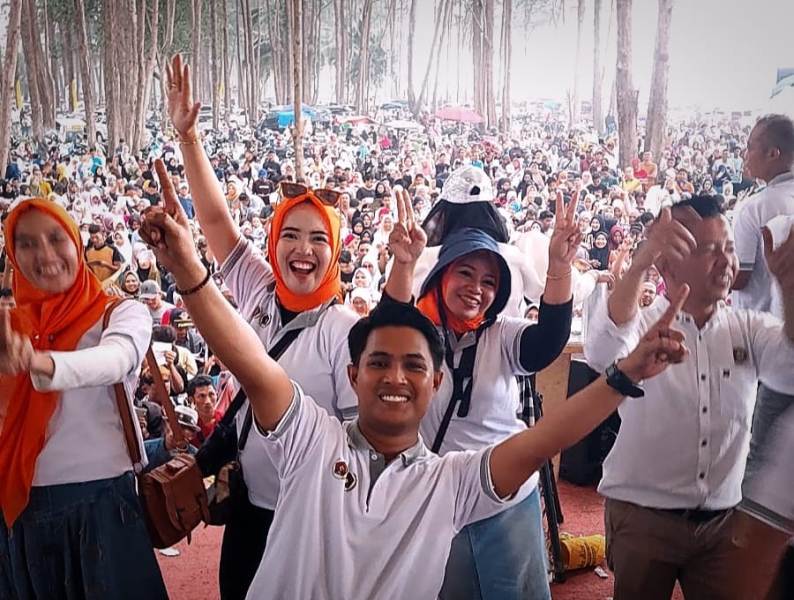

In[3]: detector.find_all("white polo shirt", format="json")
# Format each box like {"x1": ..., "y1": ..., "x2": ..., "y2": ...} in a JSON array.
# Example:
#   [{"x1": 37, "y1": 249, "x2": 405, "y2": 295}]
[
  {"x1": 247, "y1": 384, "x2": 509, "y2": 600},
  {"x1": 731, "y1": 171, "x2": 794, "y2": 312},
  {"x1": 585, "y1": 293, "x2": 794, "y2": 510},
  {"x1": 220, "y1": 236, "x2": 360, "y2": 508},
  {"x1": 740, "y1": 406, "x2": 794, "y2": 534},
  {"x1": 30, "y1": 300, "x2": 150, "y2": 485}
]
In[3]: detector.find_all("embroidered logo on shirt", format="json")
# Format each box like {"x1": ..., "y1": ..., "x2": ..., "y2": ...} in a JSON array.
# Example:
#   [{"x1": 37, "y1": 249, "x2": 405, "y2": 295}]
[
  {"x1": 344, "y1": 471, "x2": 357, "y2": 492},
  {"x1": 732, "y1": 347, "x2": 748, "y2": 364},
  {"x1": 332, "y1": 460, "x2": 349, "y2": 479}
]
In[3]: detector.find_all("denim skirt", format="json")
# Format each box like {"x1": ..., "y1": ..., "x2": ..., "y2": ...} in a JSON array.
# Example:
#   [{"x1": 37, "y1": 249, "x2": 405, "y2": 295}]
[{"x1": 0, "y1": 472, "x2": 168, "y2": 600}]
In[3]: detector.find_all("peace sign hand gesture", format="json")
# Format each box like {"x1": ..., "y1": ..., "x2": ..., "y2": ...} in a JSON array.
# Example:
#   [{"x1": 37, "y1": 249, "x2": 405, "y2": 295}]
[
  {"x1": 548, "y1": 190, "x2": 583, "y2": 270},
  {"x1": 619, "y1": 284, "x2": 690, "y2": 382},
  {"x1": 388, "y1": 187, "x2": 427, "y2": 265},
  {"x1": 165, "y1": 54, "x2": 201, "y2": 141}
]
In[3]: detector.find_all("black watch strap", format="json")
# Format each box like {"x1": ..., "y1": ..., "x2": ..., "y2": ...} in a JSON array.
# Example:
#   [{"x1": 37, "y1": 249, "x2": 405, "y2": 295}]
[{"x1": 605, "y1": 362, "x2": 644, "y2": 398}]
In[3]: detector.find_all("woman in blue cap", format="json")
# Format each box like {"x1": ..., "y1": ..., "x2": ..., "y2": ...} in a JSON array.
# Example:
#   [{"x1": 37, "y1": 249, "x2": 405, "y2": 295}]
[{"x1": 383, "y1": 188, "x2": 581, "y2": 599}]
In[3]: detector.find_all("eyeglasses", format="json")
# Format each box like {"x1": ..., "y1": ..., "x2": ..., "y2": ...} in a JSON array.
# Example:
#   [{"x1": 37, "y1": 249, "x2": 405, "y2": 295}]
[{"x1": 279, "y1": 181, "x2": 340, "y2": 208}]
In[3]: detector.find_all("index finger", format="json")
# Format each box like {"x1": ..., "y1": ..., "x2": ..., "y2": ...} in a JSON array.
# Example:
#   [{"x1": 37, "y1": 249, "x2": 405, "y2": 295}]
[
  {"x1": 154, "y1": 159, "x2": 181, "y2": 218},
  {"x1": 658, "y1": 283, "x2": 690, "y2": 328},
  {"x1": 554, "y1": 191, "x2": 564, "y2": 225},
  {"x1": 762, "y1": 226, "x2": 774, "y2": 264},
  {"x1": 395, "y1": 187, "x2": 406, "y2": 226},
  {"x1": 566, "y1": 189, "x2": 580, "y2": 227}
]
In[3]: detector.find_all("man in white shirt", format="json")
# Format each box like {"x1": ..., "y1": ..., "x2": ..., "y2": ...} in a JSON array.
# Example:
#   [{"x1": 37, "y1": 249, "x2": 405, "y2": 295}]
[
  {"x1": 585, "y1": 195, "x2": 794, "y2": 599},
  {"x1": 139, "y1": 162, "x2": 692, "y2": 599},
  {"x1": 732, "y1": 114, "x2": 794, "y2": 312},
  {"x1": 729, "y1": 114, "x2": 794, "y2": 491}
]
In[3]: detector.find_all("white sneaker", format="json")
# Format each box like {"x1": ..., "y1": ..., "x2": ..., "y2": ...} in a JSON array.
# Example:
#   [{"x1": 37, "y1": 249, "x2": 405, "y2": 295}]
[{"x1": 158, "y1": 547, "x2": 181, "y2": 557}]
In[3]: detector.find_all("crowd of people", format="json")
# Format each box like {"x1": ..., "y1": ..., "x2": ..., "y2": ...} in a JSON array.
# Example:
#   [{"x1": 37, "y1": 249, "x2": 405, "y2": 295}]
[{"x1": 1, "y1": 52, "x2": 794, "y2": 600}]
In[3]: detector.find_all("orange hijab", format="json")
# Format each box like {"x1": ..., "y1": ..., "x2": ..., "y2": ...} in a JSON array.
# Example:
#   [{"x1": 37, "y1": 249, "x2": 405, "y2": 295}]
[
  {"x1": 266, "y1": 193, "x2": 342, "y2": 312},
  {"x1": 416, "y1": 268, "x2": 490, "y2": 336},
  {"x1": 0, "y1": 198, "x2": 109, "y2": 527}
]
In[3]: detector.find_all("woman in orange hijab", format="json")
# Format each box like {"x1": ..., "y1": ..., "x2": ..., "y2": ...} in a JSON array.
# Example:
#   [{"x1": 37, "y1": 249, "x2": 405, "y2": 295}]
[
  {"x1": 166, "y1": 54, "x2": 359, "y2": 599},
  {"x1": 0, "y1": 199, "x2": 166, "y2": 599}
]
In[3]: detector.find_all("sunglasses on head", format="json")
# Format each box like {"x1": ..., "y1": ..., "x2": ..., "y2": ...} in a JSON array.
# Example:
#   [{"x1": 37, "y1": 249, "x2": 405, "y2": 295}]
[{"x1": 279, "y1": 182, "x2": 340, "y2": 208}]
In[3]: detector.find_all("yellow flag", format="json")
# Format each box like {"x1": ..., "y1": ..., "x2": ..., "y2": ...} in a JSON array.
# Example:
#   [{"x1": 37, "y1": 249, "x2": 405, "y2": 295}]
[{"x1": 15, "y1": 79, "x2": 22, "y2": 109}]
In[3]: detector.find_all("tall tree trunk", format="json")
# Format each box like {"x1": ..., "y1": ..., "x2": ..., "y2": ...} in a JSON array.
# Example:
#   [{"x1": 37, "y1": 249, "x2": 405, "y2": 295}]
[
  {"x1": 130, "y1": 0, "x2": 147, "y2": 150},
  {"x1": 244, "y1": 0, "x2": 257, "y2": 123},
  {"x1": 483, "y1": 0, "x2": 495, "y2": 128},
  {"x1": 221, "y1": 0, "x2": 231, "y2": 120},
  {"x1": 25, "y1": 0, "x2": 56, "y2": 130},
  {"x1": 471, "y1": 1, "x2": 483, "y2": 118},
  {"x1": 210, "y1": 0, "x2": 220, "y2": 129},
  {"x1": 289, "y1": 0, "x2": 305, "y2": 181},
  {"x1": 644, "y1": 0, "x2": 673, "y2": 161},
  {"x1": 191, "y1": 0, "x2": 203, "y2": 103},
  {"x1": 159, "y1": 0, "x2": 176, "y2": 131},
  {"x1": 499, "y1": 0, "x2": 512, "y2": 132},
  {"x1": 615, "y1": 0, "x2": 637, "y2": 168},
  {"x1": 406, "y1": 0, "x2": 417, "y2": 111},
  {"x1": 571, "y1": 0, "x2": 585, "y2": 126},
  {"x1": 415, "y1": 0, "x2": 446, "y2": 114},
  {"x1": 103, "y1": 0, "x2": 120, "y2": 151},
  {"x1": 0, "y1": 0, "x2": 23, "y2": 171},
  {"x1": 74, "y1": 0, "x2": 97, "y2": 146},
  {"x1": 235, "y1": 0, "x2": 243, "y2": 108},
  {"x1": 21, "y1": 0, "x2": 43, "y2": 140},
  {"x1": 63, "y1": 22, "x2": 77, "y2": 112},
  {"x1": 43, "y1": 0, "x2": 59, "y2": 111},
  {"x1": 356, "y1": 0, "x2": 374, "y2": 113},
  {"x1": 592, "y1": 0, "x2": 604, "y2": 134}
]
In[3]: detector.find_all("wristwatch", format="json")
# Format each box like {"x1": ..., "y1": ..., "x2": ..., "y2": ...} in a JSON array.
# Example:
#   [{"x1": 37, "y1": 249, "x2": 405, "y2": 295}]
[{"x1": 605, "y1": 361, "x2": 645, "y2": 398}]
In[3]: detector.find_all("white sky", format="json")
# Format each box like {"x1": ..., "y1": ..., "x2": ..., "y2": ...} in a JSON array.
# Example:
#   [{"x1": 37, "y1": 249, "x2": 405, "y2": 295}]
[{"x1": 405, "y1": 0, "x2": 794, "y2": 112}]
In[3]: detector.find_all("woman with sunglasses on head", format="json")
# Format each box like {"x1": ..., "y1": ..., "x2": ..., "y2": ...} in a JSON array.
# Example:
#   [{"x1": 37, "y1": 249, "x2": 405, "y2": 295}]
[
  {"x1": 166, "y1": 56, "x2": 359, "y2": 600},
  {"x1": 0, "y1": 199, "x2": 166, "y2": 599},
  {"x1": 383, "y1": 188, "x2": 579, "y2": 600}
]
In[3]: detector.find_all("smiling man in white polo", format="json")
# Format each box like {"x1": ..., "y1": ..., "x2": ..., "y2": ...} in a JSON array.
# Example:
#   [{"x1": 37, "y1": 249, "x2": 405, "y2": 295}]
[{"x1": 141, "y1": 159, "x2": 691, "y2": 599}]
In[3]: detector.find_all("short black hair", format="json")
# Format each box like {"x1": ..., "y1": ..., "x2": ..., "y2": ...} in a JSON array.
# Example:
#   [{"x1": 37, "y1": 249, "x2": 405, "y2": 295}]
[
  {"x1": 152, "y1": 325, "x2": 177, "y2": 343},
  {"x1": 347, "y1": 303, "x2": 444, "y2": 370},
  {"x1": 671, "y1": 194, "x2": 725, "y2": 219},
  {"x1": 188, "y1": 374, "x2": 214, "y2": 397},
  {"x1": 88, "y1": 224, "x2": 101, "y2": 235},
  {"x1": 755, "y1": 114, "x2": 794, "y2": 156}
]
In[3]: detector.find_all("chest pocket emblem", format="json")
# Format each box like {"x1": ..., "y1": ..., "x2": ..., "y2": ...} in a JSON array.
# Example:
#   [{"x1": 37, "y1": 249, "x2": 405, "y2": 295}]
[
  {"x1": 344, "y1": 472, "x2": 357, "y2": 492},
  {"x1": 732, "y1": 347, "x2": 748, "y2": 364},
  {"x1": 332, "y1": 460, "x2": 349, "y2": 479}
]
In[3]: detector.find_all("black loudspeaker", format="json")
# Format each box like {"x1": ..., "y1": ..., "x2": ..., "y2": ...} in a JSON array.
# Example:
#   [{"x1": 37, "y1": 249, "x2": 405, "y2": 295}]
[{"x1": 559, "y1": 361, "x2": 621, "y2": 486}]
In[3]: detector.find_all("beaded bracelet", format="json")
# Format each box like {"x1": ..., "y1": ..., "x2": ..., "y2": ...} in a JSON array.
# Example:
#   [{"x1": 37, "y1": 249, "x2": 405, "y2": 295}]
[{"x1": 175, "y1": 266, "x2": 212, "y2": 296}]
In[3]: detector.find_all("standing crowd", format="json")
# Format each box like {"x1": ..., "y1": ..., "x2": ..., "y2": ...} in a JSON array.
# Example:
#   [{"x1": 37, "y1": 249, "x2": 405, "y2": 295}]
[{"x1": 1, "y1": 54, "x2": 793, "y2": 600}]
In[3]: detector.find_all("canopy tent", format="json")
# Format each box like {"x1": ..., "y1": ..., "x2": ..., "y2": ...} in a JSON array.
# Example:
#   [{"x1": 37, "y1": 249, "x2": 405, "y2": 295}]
[
  {"x1": 385, "y1": 119, "x2": 423, "y2": 130},
  {"x1": 271, "y1": 104, "x2": 317, "y2": 128},
  {"x1": 435, "y1": 106, "x2": 484, "y2": 123}
]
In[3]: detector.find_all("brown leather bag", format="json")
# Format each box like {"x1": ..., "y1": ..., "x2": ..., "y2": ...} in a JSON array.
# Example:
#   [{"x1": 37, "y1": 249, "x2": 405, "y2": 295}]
[{"x1": 105, "y1": 299, "x2": 209, "y2": 548}]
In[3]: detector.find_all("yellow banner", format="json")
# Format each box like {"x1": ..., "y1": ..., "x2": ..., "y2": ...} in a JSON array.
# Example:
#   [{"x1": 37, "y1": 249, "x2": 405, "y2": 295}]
[{"x1": 15, "y1": 79, "x2": 22, "y2": 109}]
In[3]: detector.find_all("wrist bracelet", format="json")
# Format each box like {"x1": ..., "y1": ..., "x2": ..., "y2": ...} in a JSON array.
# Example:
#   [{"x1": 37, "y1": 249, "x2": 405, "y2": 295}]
[
  {"x1": 546, "y1": 269, "x2": 572, "y2": 281},
  {"x1": 175, "y1": 266, "x2": 212, "y2": 296},
  {"x1": 178, "y1": 134, "x2": 200, "y2": 145}
]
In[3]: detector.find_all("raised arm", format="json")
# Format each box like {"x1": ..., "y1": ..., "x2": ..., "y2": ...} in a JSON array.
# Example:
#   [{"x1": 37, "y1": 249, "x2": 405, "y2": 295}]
[
  {"x1": 490, "y1": 284, "x2": 690, "y2": 498},
  {"x1": 166, "y1": 55, "x2": 240, "y2": 263},
  {"x1": 763, "y1": 226, "x2": 794, "y2": 343},
  {"x1": 542, "y1": 190, "x2": 582, "y2": 305},
  {"x1": 142, "y1": 160, "x2": 293, "y2": 430},
  {"x1": 382, "y1": 188, "x2": 426, "y2": 303},
  {"x1": 607, "y1": 207, "x2": 697, "y2": 326}
]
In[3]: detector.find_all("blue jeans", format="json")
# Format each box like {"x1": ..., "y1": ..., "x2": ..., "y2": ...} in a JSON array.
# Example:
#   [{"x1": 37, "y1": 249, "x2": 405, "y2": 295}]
[
  {"x1": 744, "y1": 383, "x2": 794, "y2": 492},
  {"x1": 0, "y1": 473, "x2": 167, "y2": 600},
  {"x1": 440, "y1": 487, "x2": 551, "y2": 600}
]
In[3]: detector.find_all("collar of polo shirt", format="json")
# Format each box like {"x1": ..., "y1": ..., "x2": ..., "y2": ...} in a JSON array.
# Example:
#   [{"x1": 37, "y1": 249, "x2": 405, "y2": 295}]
[{"x1": 346, "y1": 421, "x2": 429, "y2": 467}]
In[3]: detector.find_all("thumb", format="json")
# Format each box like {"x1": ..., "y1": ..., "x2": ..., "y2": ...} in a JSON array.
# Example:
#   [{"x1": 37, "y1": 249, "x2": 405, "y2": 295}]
[{"x1": 762, "y1": 226, "x2": 774, "y2": 263}]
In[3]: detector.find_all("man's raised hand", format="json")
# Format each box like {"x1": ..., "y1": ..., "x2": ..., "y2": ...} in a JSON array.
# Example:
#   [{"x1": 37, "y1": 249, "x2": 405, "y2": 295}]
[
  {"x1": 619, "y1": 284, "x2": 690, "y2": 383},
  {"x1": 638, "y1": 207, "x2": 700, "y2": 269},
  {"x1": 388, "y1": 187, "x2": 427, "y2": 265},
  {"x1": 139, "y1": 159, "x2": 202, "y2": 282},
  {"x1": 763, "y1": 225, "x2": 794, "y2": 294}
]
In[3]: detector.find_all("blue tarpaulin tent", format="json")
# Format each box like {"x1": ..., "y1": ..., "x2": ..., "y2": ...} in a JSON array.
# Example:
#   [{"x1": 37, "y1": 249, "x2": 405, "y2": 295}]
[{"x1": 272, "y1": 104, "x2": 317, "y2": 128}]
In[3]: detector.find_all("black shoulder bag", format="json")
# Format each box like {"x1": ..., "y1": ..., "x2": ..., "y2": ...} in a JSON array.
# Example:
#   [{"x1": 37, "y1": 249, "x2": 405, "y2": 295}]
[
  {"x1": 430, "y1": 294, "x2": 486, "y2": 454},
  {"x1": 200, "y1": 327, "x2": 303, "y2": 525}
]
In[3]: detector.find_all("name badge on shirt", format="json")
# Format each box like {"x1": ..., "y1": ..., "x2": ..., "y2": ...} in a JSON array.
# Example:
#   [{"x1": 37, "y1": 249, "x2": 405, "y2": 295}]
[
  {"x1": 332, "y1": 460, "x2": 357, "y2": 491},
  {"x1": 733, "y1": 347, "x2": 748, "y2": 364}
]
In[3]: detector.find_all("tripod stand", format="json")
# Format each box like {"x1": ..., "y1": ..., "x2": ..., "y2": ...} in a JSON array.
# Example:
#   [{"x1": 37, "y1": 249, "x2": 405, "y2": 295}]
[{"x1": 518, "y1": 374, "x2": 567, "y2": 583}]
